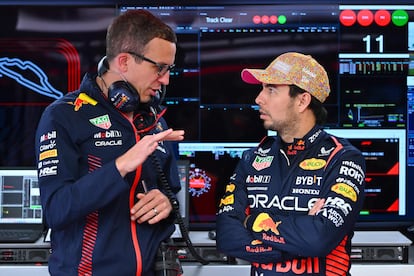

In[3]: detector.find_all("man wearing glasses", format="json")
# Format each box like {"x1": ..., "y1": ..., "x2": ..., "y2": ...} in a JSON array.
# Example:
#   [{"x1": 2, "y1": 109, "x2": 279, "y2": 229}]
[{"x1": 35, "y1": 10, "x2": 184, "y2": 276}]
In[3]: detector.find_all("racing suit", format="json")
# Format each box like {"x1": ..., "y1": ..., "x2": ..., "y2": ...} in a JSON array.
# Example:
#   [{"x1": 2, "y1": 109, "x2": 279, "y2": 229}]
[
  {"x1": 35, "y1": 73, "x2": 181, "y2": 276},
  {"x1": 216, "y1": 126, "x2": 366, "y2": 276}
]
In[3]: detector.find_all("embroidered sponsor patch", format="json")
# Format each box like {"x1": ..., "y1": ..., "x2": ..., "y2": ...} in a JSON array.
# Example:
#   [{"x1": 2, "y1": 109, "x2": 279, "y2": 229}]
[
  {"x1": 331, "y1": 183, "x2": 357, "y2": 202},
  {"x1": 89, "y1": 114, "x2": 112, "y2": 130},
  {"x1": 219, "y1": 194, "x2": 234, "y2": 207},
  {"x1": 225, "y1": 183, "x2": 236, "y2": 192},
  {"x1": 72, "y1": 93, "x2": 97, "y2": 111},
  {"x1": 39, "y1": 149, "x2": 57, "y2": 161},
  {"x1": 299, "y1": 158, "x2": 326, "y2": 170},
  {"x1": 252, "y1": 156, "x2": 274, "y2": 171},
  {"x1": 39, "y1": 131, "x2": 56, "y2": 143},
  {"x1": 252, "y1": 213, "x2": 281, "y2": 235}
]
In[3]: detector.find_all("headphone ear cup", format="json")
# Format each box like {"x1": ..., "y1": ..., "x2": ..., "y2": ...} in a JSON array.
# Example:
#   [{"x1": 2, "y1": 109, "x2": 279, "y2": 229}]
[
  {"x1": 97, "y1": 56, "x2": 140, "y2": 113},
  {"x1": 108, "y1": 81, "x2": 140, "y2": 113}
]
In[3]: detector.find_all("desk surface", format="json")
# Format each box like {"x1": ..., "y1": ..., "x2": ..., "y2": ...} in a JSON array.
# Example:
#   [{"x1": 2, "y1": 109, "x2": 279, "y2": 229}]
[
  {"x1": 0, "y1": 263, "x2": 414, "y2": 276},
  {"x1": 0, "y1": 231, "x2": 413, "y2": 276}
]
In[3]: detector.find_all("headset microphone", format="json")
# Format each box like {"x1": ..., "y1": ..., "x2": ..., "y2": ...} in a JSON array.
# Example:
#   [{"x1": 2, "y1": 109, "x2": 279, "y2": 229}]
[{"x1": 151, "y1": 85, "x2": 166, "y2": 107}]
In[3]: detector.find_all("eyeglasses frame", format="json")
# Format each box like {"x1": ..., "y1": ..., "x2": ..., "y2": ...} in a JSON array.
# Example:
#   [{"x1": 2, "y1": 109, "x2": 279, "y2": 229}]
[{"x1": 128, "y1": 51, "x2": 175, "y2": 76}]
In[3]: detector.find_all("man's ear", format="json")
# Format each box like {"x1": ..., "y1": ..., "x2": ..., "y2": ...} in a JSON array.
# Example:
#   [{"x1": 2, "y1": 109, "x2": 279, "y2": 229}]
[
  {"x1": 297, "y1": 92, "x2": 312, "y2": 112},
  {"x1": 113, "y1": 53, "x2": 129, "y2": 74}
]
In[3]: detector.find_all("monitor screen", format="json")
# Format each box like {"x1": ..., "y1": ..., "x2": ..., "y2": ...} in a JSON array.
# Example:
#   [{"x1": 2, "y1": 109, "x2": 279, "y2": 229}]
[
  {"x1": 325, "y1": 129, "x2": 406, "y2": 227},
  {"x1": 0, "y1": 168, "x2": 41, "y2": 224},
  {"x1": 119, "y1": 4, "x2": 339, "y2": 141},
  {"x1": 118, "y1": 3, "x2": 414, "y2": 230},
  {"x1": 178, "y1": 142, "x2": 256, "y2": 229}
]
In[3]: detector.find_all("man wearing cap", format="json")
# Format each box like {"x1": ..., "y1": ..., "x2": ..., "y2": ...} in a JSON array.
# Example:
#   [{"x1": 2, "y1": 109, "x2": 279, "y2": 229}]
[{"x1": 216, "y1": 52, "x2": 366, "y2": 275}]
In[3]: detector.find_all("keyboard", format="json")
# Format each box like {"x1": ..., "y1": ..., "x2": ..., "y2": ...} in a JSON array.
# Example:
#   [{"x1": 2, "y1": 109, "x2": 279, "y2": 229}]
[{"x1": 0, "y1": 229, "x2": 43, "y2": 243}]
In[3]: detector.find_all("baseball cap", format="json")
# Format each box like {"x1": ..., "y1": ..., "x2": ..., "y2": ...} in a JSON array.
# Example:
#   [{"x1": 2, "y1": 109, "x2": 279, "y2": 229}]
[{"x1": 241, "y1": 52, "x2": 330, "y2": 103}]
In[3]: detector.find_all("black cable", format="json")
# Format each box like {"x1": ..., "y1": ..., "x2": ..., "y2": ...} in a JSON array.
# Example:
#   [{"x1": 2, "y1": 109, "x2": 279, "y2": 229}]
[{"x1": 150, "y1": 154, "x2": 210, "y2": 265}]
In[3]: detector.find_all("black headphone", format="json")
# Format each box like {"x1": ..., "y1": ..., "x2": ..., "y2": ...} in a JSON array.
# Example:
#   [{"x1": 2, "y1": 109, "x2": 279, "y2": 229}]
[{"x1": 97, "y1": 56, "x2": 140, "y2": 113}]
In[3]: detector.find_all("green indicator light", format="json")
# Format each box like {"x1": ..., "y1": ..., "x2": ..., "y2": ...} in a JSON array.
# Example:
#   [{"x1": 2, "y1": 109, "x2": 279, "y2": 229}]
[
  {"x1": 360, "y1": 210, "x2": 370, "y2": 215},
  {"x1": 392, "y1": 10, "x2": 409, "y2": 27},
  {"x1": 278, "y1": 15, "x2": 287, "y2": 24}
]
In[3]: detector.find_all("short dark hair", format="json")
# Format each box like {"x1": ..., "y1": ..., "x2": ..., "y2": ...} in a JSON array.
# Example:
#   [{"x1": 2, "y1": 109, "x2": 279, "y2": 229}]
[
  {"x1": 289, "y1": 85, "x2": 328, "y2": 125},
  {"x1": 106, "y1": 10, "x2": 177, "y2": 60}
]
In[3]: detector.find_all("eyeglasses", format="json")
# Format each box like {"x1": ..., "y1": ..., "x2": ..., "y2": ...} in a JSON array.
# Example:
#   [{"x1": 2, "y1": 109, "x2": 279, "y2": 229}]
[{"x1": 128, "y1": 51, "x2": 175, "y2": 76}]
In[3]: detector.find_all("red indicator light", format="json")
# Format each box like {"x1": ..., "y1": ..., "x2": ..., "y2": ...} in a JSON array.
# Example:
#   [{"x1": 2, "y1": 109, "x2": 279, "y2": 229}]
[
  {"x1": 339, "y1": 10, "x2": 357, "y2": 26},
  {"x1": 375, "y1": 9, "x2": 391, "y2": 26},
  {"x1": 357, "y1": 9, "x2": 374, "y2": 27},
  {"x1": 261, "y1": 15, "x2": 269, "y2": 24},
  {"x1": 269, "y1": 15, "x2": 278, "y2": 24},
  {"x1": 253, "y1": 15, "x2": 261, "y2": 24}
]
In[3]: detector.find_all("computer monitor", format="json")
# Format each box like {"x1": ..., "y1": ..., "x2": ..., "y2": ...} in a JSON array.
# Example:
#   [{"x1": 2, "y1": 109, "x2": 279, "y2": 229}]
[
  {"x1": 0, "y1": 168, "x2": 41, "y2": 224},
  {"x1": 178, "y1": 142, "x2": 256, "y2": 230},
  {"x1": 0, "y1": 168, "x2": 44, "y2": 242}
]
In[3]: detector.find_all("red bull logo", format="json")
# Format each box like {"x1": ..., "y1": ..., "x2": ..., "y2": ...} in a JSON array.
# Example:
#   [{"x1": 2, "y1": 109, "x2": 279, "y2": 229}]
[
  {"x1": 252, "y1": 257, "x2": 320, "y2": 274},
  {"x1": 287, "y1": 140, "x2": 305, "y2": 155},
  {"x1": 251, "y1": 240, "x2": 262, "y2": 245},
  {"x1": 115, "y1": 94, "x2": 129, "y2": 109},
  {"x1": 246, "y1": 240, "x2": 273, "y2": 253},
  {"x1": 252, "y1": 213, "x2": 281, "y2": 235},
  {"x1": 262, "y1": 232, "x2": 285, "y2": 244}
]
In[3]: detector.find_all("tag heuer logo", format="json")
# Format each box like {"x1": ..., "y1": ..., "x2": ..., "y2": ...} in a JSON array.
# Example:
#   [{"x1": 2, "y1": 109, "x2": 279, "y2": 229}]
[
  {"x1": 252, "y1": 156, "x2": 274, "y2": 171},
  {"x1": 89, "y1": 114, "x2": 112, "y2": 130}
]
